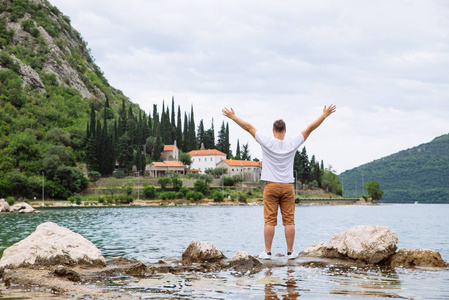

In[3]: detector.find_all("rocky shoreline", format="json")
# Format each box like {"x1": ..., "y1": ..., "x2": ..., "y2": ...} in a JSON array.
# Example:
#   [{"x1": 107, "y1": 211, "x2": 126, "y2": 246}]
[{"x1": 0, "y1": 222, "x2": 446, "y2": 299}]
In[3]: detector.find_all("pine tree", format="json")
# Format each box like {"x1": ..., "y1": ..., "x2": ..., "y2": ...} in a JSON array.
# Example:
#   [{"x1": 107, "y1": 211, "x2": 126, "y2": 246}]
[{"x1": 241, "y1": 142, "x2": 251, "y2": 160}]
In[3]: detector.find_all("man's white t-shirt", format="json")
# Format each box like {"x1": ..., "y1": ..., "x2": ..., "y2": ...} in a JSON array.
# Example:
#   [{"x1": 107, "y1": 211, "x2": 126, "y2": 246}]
[{"x1": 255, "y1": 131, "x2": 305, "y2": 183}]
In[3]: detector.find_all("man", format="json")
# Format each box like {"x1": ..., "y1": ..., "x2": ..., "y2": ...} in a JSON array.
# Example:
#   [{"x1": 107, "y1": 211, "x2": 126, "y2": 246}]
[{"x1": 222, "y1": 105, "x2": 336, "y2": 259}]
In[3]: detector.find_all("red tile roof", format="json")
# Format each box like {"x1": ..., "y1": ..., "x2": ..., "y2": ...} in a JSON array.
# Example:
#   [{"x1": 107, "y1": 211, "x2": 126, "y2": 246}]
[
  {"x1": 152, "y1": 161, "x2": 185, "y2": 168},
  {"x1": 221, "y1": 159, "x2": 262, "y2": 167},
  {"x1": 188, "y1": 149, "x2": 227, "y2": 156},
  {"x1": 163, "y1": 145, "x2": 175, "y2": 151}
]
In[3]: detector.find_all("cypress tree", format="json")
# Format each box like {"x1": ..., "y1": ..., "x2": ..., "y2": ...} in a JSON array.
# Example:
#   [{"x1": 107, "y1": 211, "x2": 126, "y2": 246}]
[
  {"x1": 217, "y1": 121, "x2": 226, "y2": 154},
  {"x1": 188, "y1": 105, "x2": 196, "y2": 151},
  {"x1": 182, "y1": 112, "x2": 188, "y2": 152},
  {"x1": 197, "y1": 119, "x2": 205, "y2": 148},
  {"x1": 235, "y1": 139, "x2": 241, "y2": 160},
  {"x1": 85, "y1": 107, "x2": 99, "y2": 171},
  {"x1": 225, "y1": 122, "x2": 230, "y2": 156},
  {"x1": 241, "y1": 142, "x2": 251, "y2": 160},
  {"x1": 176, "y1": 105, "x2": 182, "y2": 148}
]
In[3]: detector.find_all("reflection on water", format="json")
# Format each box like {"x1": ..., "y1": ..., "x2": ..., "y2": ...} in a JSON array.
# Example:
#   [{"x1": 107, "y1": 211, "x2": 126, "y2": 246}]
[{"x1": 1, "y1": 205, "x2": 449, "y2": 299}]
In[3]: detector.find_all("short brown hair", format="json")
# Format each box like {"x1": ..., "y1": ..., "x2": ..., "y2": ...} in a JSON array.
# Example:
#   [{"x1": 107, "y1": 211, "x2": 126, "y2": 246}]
[{"x1": 273, "y1": 119, "x2": 286, "y2": 133}]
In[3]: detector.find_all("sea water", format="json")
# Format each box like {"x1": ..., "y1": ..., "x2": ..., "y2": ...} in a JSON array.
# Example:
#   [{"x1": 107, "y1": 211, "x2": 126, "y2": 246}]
[{"x1": 1, "y1": 204, "x2": 448, "y2": 299}]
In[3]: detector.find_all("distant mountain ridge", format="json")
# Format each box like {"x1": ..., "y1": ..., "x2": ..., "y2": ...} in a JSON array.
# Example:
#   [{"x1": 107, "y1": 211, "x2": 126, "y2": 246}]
[{"x1": 340, "y1": 133, "x2": 449, "y2": 203}]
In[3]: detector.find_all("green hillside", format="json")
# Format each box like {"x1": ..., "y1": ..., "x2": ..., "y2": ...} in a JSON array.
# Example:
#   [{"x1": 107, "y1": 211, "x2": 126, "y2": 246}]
[
  {"x1": 0, "y1": 0, "x2": 229, "y2": 200},
  {"x1": 340, "y1": 133, "x2": 449, "y2": 203}
]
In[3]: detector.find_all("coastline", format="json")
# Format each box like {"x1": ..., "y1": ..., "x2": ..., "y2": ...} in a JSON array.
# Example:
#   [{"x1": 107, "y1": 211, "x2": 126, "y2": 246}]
[{"x1": 28, "y1": 197, "x2": 375, "y2": 209}]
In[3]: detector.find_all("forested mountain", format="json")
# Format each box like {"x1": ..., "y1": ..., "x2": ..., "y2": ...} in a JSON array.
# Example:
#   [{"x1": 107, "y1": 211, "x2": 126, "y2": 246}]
[
  {"x1": 340, "y1": 133, "x2": 449, "y2": 203},
  {"x1": 0, "y1": 0, "x2": 231, "y2": 200}
]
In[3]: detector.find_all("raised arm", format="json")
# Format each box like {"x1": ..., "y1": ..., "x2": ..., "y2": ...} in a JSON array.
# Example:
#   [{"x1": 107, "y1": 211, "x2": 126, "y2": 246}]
[
  {"x1": 222, "y1": 107, "x2": 257, "y2": 138},
  {"x1": 301, "y1": 104, "x2": 337, "y2": 141}
]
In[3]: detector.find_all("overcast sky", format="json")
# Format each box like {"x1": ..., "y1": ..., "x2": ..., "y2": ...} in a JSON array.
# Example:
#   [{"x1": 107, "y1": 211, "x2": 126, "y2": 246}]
[{"x1": 50, "y1": 0, "x2": 449, "y2": 173}]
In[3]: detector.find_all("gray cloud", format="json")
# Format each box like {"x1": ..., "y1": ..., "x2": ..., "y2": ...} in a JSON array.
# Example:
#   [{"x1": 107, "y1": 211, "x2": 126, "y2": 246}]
[{"x1": 51, "y1": 0, "x2": 449, "y2": 172}]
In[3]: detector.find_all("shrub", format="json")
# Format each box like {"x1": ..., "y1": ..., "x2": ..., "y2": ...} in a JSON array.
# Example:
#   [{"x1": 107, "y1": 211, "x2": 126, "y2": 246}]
[
  {"x1": 143, "y1": 185, "x2": 156, "y2": 199},
  {"x1": 171, "y1": 177, "x2": 183, "y2": 191},
  {"x1": 295, "y1": 197, "x2": 301, "y2": 204},
  {"x1": 194, "y1": 180, "x2": 209, "y2": 195},
  {"x1": 6, "y1": 196, "x2": 15, "y2": 206},
  {"x1": 113, "y1": 169, "x2": 126, "y2": 179},
  {"x1": 68, "y1": 194, "x2": 82, "y2": 205},
  {"x1": 115, "y1": 194, "x2": 133, "y2": 204},
  {"x1": 88, "y1": 171, "x2": 101, "y2": 182},
  {"x1": 223, "y1": 177, "x2": 234, "y2": 186},
  {"x1": 238, "y1": 192, "x2": 247, "y2": 203},
  {"x1": 159, "y1": 191, "x2": 177, "y2": 200},
  {"x1": 186, "y1": 191, "x2": 203, "y2": 201},
  {"x1": 213, "y1": 191, "x2": 224, "y2": 202},
  {"x1": 157, "y1": 177, "x2": 171, "y2": 189},
  {"x1": 178, "y1": 186, "x2": 188, "y2": 196}
]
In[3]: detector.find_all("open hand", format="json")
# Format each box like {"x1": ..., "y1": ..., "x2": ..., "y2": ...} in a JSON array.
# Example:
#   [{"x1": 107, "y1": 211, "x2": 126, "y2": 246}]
[
  {"x1": 323, "y1": 104, "x2": 337, "y2": 117},
  {"x1": 222, "y1": 107, "x2": 235, "y2": 119}
]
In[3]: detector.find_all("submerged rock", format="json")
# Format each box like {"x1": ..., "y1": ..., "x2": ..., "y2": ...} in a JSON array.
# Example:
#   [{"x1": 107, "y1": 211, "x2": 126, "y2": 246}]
[
  {"x1": 302, "y1": 225, "x2": 398, "y2": 264},
  {"x1": 229, "y1": 250, "x2": 263, "y2": 273},
  {"x1": 387, "y1": 249, "x2": 448, "y2": 268},
  {"x1": 54, "y1": 265, "x2": 81, "y2": 282},
  {"x1": 182, "y1": 240, "x2": 225, "y2": 264},
  {"x1": 0, "y1": 198, "x2": 11, "y2": 212},
  {"x1": 0, "y1": 222, "x2": 106, "y2": 269}
]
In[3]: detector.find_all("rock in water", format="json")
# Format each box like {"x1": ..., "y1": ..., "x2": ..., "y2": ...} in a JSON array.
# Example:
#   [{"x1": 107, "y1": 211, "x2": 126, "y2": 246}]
[
  {"x1": 182, "y1": 241, "x2": 225, "y2": 264},
  {"x1": 230, "y1": 250, "x2": 263, "y2": 273},
  {"x1": 0, "y1": 199, "x2": 11, "y2": 212},
  {"x1": 0, "y1": 222, "x2": 106, "y2": 269},
  {"x1": 388, "y1": 249, "x2": 448, "y2": 268},
  {"x1": 303, "y1": 225, "x2": 398, "y2": 264},
  {"x1": 9, "y1": 202, "x2": 37, "y2": 214}
]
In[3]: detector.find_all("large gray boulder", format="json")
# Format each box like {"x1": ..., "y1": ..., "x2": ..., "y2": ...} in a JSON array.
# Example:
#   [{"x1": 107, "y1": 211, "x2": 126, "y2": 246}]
[
  {"x1": 387, "y1": 249, "x2": 448, "y2": 268},
  {"x1": 182, "y1": 241, "x2": 225, "y2": 264},
  {"x1": 0, "y1": 198, "x2": 11, "y2": 212},
  {"x1": 302, "y1": 225, "x2": 398, "y2": 264},
  {"x1": 10, "y1": 202, "x2": 38, "y2": 214},
  {"x1": 0, "y1": 222, "x2": 106, "y2": 269}
]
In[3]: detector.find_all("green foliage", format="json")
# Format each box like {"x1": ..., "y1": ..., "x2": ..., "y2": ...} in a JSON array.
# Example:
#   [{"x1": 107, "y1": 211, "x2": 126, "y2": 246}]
[
  {"x1": 199, "y1": 174, "x2": 213, "y2": 185},
  {"x1": 88, "y1": 171, "x2": 101, "y2": 182},
  {"x1": 178, "y1": 152, "x2": 192, "y2": 165},
  {"x1": 143, "y1": 184, "x2": 156, "y2": 199},
  {"x1": 238, "y1": 192, "x2": 247, "y2": 203},
  {"x1": 340, "y1": 133, "x2": 449, "y2": 203},
  {"x1": 6, "y1": 196, "x2": 15, "y2": 206},
  {"x1": 157, "y1": 177, "x2": 171, "y2": 189},
  {"x1": 205, "y1": 167, "x2": 227, "y2": 178},
  {"x1": 321, "y1": 166, "x2": 342, "y2": 196},
  {"x1": 223, "y1": 177, "x2": 235, "y2": 186},
  {"x1": 212, "y1": 191, "x2": 224, "y2": 202},
  {"x1": 121, "y1": 180, "x2": 134, "y2": 196},
  {"x1": 186, "y1": 191, "x2": 203, "y2": 201},
  {"x1": 194, "y1": 180, "x2": 209, "y2": 195},
  {"x1": 171, "y1": 177, "x2": 183, "y2": 191},
  {"x1": 364, "y1": 181, "x2": 384, "y2": 200}
]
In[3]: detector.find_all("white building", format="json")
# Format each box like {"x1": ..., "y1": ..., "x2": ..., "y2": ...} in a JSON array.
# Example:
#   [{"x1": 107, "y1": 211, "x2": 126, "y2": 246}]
[{"x1": 188, "y1": 149, "x2": 227, "y2": 173}]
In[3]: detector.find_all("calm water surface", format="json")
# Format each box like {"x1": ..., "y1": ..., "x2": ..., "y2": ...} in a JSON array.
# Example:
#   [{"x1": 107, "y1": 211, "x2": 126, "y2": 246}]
[{"x1": 1, "y1": 204, "x2": 448, "y2": 299}]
